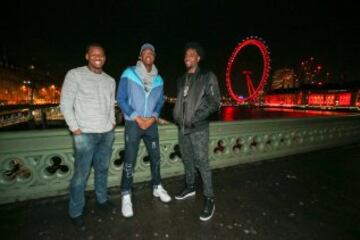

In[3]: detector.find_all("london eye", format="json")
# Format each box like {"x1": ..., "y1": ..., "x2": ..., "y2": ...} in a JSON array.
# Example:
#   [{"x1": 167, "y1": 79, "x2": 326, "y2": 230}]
[{"x1": 225, "y1": 37, "x2": 271, "y2": 104}]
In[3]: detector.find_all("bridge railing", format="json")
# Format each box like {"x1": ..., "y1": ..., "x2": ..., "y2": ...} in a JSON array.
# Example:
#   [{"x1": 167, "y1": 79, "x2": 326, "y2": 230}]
[{"x1": 1, "y1": 115, "x2": 360, "y2": 204}]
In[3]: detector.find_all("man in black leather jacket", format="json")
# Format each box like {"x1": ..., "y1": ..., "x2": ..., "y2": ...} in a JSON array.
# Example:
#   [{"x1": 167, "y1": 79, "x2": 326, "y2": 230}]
[{"x1": 173, "y1": 42, "x2": 220, "y2": 221}]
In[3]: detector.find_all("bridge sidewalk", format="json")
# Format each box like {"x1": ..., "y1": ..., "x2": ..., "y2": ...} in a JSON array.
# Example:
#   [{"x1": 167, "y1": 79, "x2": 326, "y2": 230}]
[{"x1": 1, "y1": 143, "x2": 359, "y2": 240}]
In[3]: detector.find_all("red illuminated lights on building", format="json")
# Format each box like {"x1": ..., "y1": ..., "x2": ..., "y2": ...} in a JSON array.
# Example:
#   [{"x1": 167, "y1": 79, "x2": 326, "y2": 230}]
[{"x1": 265, "y1": 92, "x2": 353, "y2": 107}]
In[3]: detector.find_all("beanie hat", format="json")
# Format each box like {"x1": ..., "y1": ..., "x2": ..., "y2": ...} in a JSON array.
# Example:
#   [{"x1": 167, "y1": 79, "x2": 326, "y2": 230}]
[{"x1": 140, "y1": 43, "x2": 155, "y2": 55}]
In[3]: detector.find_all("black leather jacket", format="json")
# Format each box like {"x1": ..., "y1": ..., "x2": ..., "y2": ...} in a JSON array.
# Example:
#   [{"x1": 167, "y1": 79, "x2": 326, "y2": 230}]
[{"x1": 173, "y1": 68, "x2": 220, "y2": 133}]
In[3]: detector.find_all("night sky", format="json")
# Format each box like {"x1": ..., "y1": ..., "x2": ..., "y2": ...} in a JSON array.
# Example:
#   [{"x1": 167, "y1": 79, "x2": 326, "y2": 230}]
[{"x1": 1, "y1": 0, "x2": 359, "y2": 96}]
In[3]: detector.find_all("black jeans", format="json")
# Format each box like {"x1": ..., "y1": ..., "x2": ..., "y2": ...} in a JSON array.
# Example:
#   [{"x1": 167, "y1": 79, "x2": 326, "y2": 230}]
[
  {"x1": 179, "y1": 128, "x2": 214, "y2": 198},
  {"x1": 120, "y1": 121, "x2": 161, "y2": 195}
]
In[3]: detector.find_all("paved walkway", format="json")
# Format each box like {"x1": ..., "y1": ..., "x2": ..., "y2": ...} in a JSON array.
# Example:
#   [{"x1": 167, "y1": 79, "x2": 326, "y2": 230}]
[{"x1": 1, "y1": 143, "x2": 360, "y2": 240}]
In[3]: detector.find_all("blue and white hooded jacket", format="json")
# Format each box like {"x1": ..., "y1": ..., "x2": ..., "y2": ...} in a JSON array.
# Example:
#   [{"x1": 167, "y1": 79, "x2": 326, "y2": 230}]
[{"x1": 116, "y1": 66, "x2": 164, "y2": 121}]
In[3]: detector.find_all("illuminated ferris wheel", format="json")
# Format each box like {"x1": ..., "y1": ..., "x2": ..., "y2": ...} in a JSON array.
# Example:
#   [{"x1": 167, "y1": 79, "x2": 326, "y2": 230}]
[{"x1": 225, "y1": 37, "x2": 271, "y2": 104}]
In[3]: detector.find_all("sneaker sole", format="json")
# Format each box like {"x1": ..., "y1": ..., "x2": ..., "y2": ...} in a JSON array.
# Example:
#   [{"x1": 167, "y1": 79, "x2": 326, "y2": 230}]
[
  {"x1": 175, "y1": 191, "x2": 196, "y2": 200},
  {"x1": 122, "y1": 214, "x2": 134, "y2": 218},
  {"x1": 199, "y1": 206, "x2": 215, "y2": 221},
  {"x1": 153, "y1": 193, "x2": 172, "y2": 203},
  {"x1": 122, "y1": 210, "x2": 134, "y2": 218}
]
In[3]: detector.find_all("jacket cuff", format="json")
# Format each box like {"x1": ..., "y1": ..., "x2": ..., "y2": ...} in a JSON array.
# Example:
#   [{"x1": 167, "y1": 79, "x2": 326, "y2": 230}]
[
  {"x1": 130, "y1": 112, "x2": 139, "y2": 120},
  {"x1": 151, "y1": 112, "x2": 159, "y2": 119},
  {"x1": 69, "y1": 124, "x2": 80, "y2": 132}
]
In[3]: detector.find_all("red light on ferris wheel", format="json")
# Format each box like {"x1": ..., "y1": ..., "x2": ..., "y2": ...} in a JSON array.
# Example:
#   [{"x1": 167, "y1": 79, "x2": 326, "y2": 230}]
[{"x1": 225, "y1": 36, "x2": 271, "y2": 104}]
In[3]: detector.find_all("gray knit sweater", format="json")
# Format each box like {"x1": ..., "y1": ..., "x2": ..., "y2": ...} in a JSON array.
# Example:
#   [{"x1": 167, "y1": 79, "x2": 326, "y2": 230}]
[{"x1": 60, "y1": 66, "x2": 116, "y2": 133}]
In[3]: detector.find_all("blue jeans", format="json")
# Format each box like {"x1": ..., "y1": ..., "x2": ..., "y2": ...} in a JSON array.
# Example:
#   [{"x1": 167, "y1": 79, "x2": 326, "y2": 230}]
[
  {"x1": 68, "y1": 130, "x2": 115, "y2": 218},
  {"x1": 120, "y1": 121, "x2": 161, "y2": 195}
]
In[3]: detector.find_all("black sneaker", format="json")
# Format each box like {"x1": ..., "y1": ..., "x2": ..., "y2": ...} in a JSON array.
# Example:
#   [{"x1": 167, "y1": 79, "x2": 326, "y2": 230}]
[
  {"x1": 96, "y1": 200, "x2": 116, "y2": 213},
  {"x1": 199, "y1": 197, "x2": 215, "y2": 221},
  {"x1": 175, "y1": 187, "x2": 196, "y2": 200},
  {"x1": 71, "y1": 215, "x2": 85, "y2": 231}
]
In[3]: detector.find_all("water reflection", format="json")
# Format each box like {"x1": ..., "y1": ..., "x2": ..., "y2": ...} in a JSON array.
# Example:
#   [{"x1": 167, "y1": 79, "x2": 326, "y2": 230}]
[
  {"x1": 219, "y1": 106, "x2": 350, "y2": 121},
  {"x1": 0, "y1": 105, "x2": 354, "y2": 131}
]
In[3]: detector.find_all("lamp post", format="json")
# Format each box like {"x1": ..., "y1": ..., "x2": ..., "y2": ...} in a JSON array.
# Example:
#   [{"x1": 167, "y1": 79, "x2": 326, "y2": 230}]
[
  {"x1": 28, "y1": 64, "x2": 36, "y2": 105},
  {"x1": 49, "y1": 84, "x2": 56, "y2": 104},
  {"x1": 23, "y1": 80, "x2": 32, "y2": 104}
]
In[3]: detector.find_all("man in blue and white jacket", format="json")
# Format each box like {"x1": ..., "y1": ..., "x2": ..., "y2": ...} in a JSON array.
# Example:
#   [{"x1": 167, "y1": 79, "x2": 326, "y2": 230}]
[{"x1": 117, "y1": 43, "x2": 171, "y2": 218}]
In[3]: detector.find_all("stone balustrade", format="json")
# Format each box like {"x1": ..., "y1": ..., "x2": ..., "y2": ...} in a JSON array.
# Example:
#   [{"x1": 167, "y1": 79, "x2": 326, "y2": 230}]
[{"x1": 1, "y1": 114, "x2": 360, "y2": 204}]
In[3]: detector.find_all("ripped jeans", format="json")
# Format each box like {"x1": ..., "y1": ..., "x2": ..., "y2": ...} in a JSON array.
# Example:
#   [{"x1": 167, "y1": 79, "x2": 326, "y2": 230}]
[{"x1": 120, "y1": 120, "x2": 161, "y2": 195}]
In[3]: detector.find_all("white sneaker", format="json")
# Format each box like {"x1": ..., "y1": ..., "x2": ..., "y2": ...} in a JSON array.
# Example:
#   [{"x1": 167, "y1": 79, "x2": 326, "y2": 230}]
[
  {"x1": 121, "y1": 194, "x2": 133, "y2": 218},
  {"x1": 153, "y1": 185, "x2": 172, "y2": 203}
]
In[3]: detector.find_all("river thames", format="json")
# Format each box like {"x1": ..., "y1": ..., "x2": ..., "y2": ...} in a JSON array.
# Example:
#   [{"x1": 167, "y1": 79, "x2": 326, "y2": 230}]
[{"x1": 0, "y1": 104, "x2": 352, "y2": 131}]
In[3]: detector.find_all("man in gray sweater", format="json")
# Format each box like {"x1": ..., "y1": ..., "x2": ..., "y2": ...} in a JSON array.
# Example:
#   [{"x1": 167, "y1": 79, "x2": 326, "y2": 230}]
[{"x1": 60, "y1": 43, "x2": 116, "y2": 230}]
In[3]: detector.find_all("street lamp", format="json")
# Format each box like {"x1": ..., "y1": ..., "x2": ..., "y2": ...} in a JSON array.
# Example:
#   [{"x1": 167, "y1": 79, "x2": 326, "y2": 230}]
[
  {"x1": 23, "y1": 80, "x2": 33, "y2": 104},
  {"x1": 49, "y1": 85, "x2": 57, "y2": 104}
]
